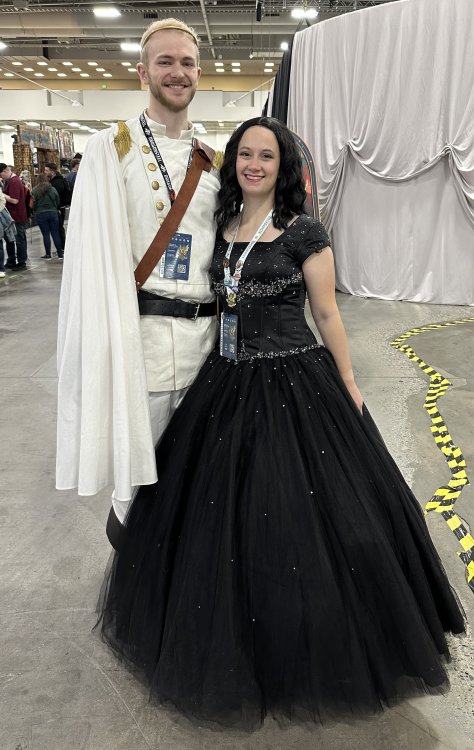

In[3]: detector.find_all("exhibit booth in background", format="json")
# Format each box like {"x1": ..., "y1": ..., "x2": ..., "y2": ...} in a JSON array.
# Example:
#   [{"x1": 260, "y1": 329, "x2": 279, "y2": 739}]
[{"x1": 269, "y1": 0, "x2": 474, "y2": 306}]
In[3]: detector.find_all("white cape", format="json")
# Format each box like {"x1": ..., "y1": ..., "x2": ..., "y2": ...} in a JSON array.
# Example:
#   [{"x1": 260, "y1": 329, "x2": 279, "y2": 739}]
[{"x1": 56, "y1": 126, "x2": 157, "y2": 499}]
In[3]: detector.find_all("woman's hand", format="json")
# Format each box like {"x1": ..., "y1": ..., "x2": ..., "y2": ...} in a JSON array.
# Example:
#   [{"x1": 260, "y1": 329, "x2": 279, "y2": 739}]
[{"x1": 344, "y1": 380, "x2": 364, "y2": 414}]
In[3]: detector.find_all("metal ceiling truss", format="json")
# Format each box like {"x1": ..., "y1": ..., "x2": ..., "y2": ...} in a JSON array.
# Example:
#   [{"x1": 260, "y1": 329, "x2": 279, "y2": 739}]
[{"x1": 0, "y1": 0, "x2": 399, "y2": 59}]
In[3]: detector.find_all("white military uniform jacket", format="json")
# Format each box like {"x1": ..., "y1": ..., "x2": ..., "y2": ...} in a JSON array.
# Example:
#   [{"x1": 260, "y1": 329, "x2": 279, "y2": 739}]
[{"x1": 56, "y1": 114, "x2": 220, "y2": 500}]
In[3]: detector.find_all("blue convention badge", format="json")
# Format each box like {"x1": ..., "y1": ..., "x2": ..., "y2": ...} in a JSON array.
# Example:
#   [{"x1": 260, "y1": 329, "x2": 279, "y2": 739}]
[
  {"x1": 159, "y1": 232, "x2": 192, "y2": 281},
  {"x1": 220, "y1": 312, "x2": 239, "y2": 360}
]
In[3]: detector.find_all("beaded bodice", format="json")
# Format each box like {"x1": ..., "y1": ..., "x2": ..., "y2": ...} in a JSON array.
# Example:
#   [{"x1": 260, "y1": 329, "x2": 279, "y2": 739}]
[{"x1": 211, "y1": 215, "x2": 330, "y2": 362}]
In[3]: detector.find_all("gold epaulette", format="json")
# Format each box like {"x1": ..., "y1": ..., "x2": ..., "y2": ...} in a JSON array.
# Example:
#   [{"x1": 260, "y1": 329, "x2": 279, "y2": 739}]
[
  {"x1": 212, "y1": 150, "x2": 224, "y2": 172},
  {"x1": 114, "y1": 121, "x2": 132, "y2": 161}
]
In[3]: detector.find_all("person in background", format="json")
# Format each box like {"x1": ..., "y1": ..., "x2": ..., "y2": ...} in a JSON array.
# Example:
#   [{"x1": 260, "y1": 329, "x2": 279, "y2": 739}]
[
  {"x1": 0, "y1": 163, "x2": 28, "y2": 271},
  {"x1": 65, "y1": 158, "x2": 81, "y2": 195},
  {"x1": 20, "y1": 169, "x2": 33, "y2": 222},
  {"x1": 0, "y1": 184, "x2": 10, "y2": 278},
  {"x1": 44, "y1": 162, "x2": 71, "y2": 247},
  {"x1": 19, "y1": 169, "x2": 32, "y2": 190},
  {"x1": 32, "y1": 174, "x2": 64, "y2": 260}
]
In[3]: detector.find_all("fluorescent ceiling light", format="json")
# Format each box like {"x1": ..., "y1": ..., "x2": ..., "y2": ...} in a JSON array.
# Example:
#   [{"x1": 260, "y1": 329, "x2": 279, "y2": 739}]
[
  {"x1": 62, "y1": 62, "x2": 73, "y2": 66},
  {"x1": 93, "y1": 6, "x2": 121, "y2": 18},
  {"x1": 265, "y1": 62, "x2": 274, "y2": 67},
  {"x1": 26, "y1": 121, "x2": 40, "y2": 127},
  {"x1": 121, "y1": 42, "x2": 141, "y2": 52},
  {"x1": 88, "y1": 61, "x2": 98, "y2": 66},
  {"x1": 72, "y1": 67, "x2": 82, "y2": 72},
  {"x1": 291, "y1": 7, "x2": 318, "y2": 19},
  {"x1": 280, "y1": 41, "x2": 289, "y2": 51},
  {"x1": 127, "y1": 68, "x2": 136, "y2": 73},
  {"x1": 57, "y1": 73, "x2": 67, "y2": 77},
  {"x1": 231, "y1": 62, "x2": 241, "y2": 67},
  {"x1": 37, "y1": 61, "x2": 48, "y2": 66},
  {"x1": 4, "y1": 73, "x2": 15, "y2": 77},
  {"x1": 47, "y1": 67, "x2": 58, "y2": 72},
  {"x1": 121, "y1": 62, "x2": 132, "y2": 66},
  {"x1": 0, "y1": 42, "x2": 7, "y2": 51},
  {"x1": 214, "y1": 61, "x2": 224, "y2": 67},
  {"x1": 103, "y1": 73, "x2": 113, "y2": 77},
  {"x1": 12, "y1": 61, "x2": 22, "y2": 66},
  {"x1": 80, "y1": 73, "x2": 90, "y2": 77},
  {"x1": 216, "y1": 69, "x2": 225, "y2": 73},
  {"x1": 96, "y1": 68, "x2": 105, "y2": 72},
  {"x1": 34, "y1": 73, "x2": 45, "y2": 77},
  {"x1": 24, "y1": 67, "x2": 34, "y2": 72},
  {"x1": 232, "y1": 69, "x2": 240, "y2": 73}
]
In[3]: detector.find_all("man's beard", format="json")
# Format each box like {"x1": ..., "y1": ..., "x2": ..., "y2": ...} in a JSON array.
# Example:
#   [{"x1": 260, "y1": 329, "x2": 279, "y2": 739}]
[{"x1": 148, "y1": 80, "x2": 196, "y2": 113}]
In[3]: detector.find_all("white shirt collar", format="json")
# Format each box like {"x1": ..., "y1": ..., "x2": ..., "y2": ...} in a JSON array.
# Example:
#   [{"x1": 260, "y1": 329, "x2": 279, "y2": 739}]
[{"x1": 144, "y1": 111, "x2": 194, "y2": 141}]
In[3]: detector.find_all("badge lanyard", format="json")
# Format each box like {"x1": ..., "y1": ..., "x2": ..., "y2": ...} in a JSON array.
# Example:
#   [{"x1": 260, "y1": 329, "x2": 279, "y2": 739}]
[
  {"x1": 223, "y1": 209, "x2": 273, "y2": 307},
  {"x1": 139, "y1": 112, "x2": 194, "y2": 205}
]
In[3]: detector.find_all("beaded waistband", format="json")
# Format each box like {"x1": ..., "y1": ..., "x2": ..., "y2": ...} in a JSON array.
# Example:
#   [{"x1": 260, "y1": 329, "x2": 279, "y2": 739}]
[{"x1": 223, "y1": 342, "x2": 322, "y2": 364}]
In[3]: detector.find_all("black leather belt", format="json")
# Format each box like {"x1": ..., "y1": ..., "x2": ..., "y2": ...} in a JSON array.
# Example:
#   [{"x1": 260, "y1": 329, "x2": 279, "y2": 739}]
[{"x1": 137, "y1": 290, "x2": 216, "y2": 319}]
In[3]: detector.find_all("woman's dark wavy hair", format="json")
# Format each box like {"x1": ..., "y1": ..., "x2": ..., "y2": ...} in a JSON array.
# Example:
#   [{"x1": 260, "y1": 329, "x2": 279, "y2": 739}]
[
  {"x1": 215, "y1": 116, "x2": 307, "y2": 235},
  {"x1": 34, "y1": 173, "x2": 52, "y2": 197}
]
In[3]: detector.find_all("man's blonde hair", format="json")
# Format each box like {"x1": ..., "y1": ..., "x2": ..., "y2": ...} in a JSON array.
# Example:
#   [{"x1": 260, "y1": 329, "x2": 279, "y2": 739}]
[{"x1": 140, "y1": 18, "x2": 200, "y2": 64}]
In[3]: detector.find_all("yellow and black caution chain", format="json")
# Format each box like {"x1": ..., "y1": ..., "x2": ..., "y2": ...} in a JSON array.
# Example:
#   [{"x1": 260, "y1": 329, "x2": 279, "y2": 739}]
[{"x1": 390, "y1": 318, "x2": 474, "y2": 593}]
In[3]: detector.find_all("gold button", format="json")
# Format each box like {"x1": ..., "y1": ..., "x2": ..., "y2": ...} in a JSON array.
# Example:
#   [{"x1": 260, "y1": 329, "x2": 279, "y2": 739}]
[
  {"x1": 148, "y1": 162, "x2": 157, "y2": 171},
  {"x1": 159, "y1": 218, "x2": 165, "y2": 226},
  {"x1": 151, "y1": 180, "x2": 159, "y2": 190},
  {"x1": 156, "y1": 200, "x2": 165, "y2": 211},
  {"x1": 142, "y1": 145, "x2": 151, "y2": 154}
]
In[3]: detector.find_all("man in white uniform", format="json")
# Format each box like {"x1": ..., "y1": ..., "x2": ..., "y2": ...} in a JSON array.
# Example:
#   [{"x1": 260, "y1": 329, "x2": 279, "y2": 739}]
[{"x1": 56, "y1": 19, "x2": 221, "y2": 543}]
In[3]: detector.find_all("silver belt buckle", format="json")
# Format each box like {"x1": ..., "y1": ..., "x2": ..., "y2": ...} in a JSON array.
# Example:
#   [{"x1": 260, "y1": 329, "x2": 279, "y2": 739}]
[{"x1": 192, "y1": 303, "x2": 200, "y2": 320}]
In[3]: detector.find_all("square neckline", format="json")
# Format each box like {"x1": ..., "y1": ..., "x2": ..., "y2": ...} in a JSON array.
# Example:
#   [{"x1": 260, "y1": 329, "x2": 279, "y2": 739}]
[{"x1": 222, "y1": 214, "x2": 304, "y2": 246}]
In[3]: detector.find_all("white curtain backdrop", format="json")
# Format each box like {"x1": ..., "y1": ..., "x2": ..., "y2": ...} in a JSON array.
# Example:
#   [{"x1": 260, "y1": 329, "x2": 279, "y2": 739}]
[{"x1": 283, "y1": 0, "x2": 474, "y2": 305}]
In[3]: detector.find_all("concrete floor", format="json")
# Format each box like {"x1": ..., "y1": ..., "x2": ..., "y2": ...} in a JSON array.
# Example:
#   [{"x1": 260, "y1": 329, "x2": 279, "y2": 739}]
[{"x1": 0, "y1": 226, "x2": 473, "y2": 750}]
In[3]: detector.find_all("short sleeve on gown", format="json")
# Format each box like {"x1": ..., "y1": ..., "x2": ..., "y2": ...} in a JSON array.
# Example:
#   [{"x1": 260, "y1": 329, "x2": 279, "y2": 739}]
[{"x1": 293, "y1": 218, "x2": 331, "y2": 267}]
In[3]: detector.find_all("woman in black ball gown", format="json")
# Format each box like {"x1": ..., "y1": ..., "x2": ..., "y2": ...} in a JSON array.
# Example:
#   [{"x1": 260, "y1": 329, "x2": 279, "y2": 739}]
[{"x1": 99, "y1": 117, "x2": 465, "y2": 729}]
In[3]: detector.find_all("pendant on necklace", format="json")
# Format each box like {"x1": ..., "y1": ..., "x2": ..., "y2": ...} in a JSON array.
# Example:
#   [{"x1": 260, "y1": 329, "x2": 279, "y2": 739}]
[{"x1": 227, "y1": 290, "x2": 237, "y2": 308}]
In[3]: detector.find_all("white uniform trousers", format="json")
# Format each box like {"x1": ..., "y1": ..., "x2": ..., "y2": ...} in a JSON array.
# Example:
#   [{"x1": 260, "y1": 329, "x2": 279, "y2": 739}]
[{"x1": 112, "y1": 387, "x2": 189, "y2": 523}]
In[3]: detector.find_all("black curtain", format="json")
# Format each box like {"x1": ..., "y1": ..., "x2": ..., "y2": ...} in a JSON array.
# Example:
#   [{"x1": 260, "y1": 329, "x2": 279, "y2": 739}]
[{"x1": 262, "y1": 36, "x2": 295, "y2": 123}]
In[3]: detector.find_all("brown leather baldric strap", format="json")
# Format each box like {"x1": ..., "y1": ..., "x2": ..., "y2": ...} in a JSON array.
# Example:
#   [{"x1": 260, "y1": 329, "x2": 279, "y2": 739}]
[{"x1": 134, "y1": 143, "x2": 214, "y2": 290}]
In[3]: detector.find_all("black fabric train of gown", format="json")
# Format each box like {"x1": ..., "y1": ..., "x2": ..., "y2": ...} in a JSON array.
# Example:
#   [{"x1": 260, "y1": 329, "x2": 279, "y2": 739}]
[{"x1": 98, "y1": 214, "x2": 465, "y2": 729}]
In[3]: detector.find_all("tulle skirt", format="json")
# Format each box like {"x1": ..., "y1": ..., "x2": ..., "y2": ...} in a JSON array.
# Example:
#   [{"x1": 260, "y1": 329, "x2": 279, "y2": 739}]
[{"x1": 98, "y1": 345, "x2": 465, "y2": 729}]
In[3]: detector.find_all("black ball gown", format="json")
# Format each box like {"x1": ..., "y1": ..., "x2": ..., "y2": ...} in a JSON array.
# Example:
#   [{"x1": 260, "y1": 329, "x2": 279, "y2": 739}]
[{"x1": 99, "y1": 214, "x2": 465, "y2": 729}]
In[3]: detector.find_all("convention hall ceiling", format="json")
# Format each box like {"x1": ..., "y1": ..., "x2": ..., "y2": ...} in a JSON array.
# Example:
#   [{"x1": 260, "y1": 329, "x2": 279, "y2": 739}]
[{"x1": 0, "y1": 1, "x2": 399, "y2": 80}]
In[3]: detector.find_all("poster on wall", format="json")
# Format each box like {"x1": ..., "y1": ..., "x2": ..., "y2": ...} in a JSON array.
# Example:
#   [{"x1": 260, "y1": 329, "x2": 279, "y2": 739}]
[
  {"x1": 43, "y1": 125, "x2": 59, "y2": 152},
  {"x1": 57, "y1": 129, "x2": 74, "y2": 159},
  {"x1": 18, "y1": 125, "x2": 53, "y2": 149}
]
